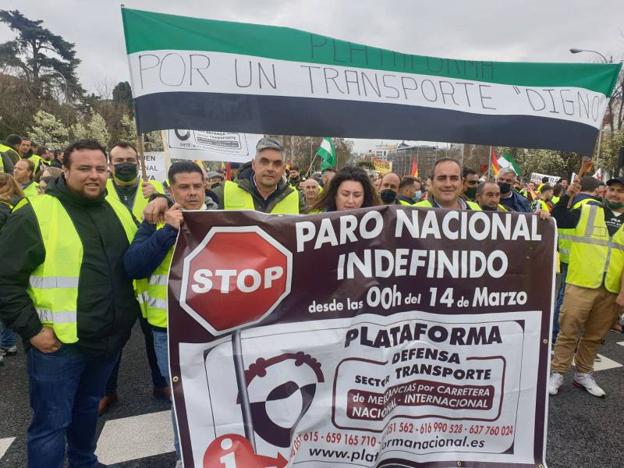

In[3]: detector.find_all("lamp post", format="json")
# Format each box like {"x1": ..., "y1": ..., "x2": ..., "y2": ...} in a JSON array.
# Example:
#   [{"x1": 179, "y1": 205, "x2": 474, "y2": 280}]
[{"x1": 569, "y1": 48, "x2": 613, "y2": 163}]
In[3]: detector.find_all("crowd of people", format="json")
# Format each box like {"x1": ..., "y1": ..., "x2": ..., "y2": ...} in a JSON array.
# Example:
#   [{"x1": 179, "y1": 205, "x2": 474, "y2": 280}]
[{"x1": 0, "y1": 133, "x2": 623, "y2": 467}]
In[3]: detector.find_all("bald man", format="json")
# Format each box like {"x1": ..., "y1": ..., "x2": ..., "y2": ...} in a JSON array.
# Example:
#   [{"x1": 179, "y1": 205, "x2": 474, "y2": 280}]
[{"x1": 379, "y1": 172, "x2": 400, "y2": 204}]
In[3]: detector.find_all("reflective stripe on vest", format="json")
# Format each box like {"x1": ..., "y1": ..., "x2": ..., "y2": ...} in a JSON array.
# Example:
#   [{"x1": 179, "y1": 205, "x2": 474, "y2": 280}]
[
  {"x1": 22, "y1": 195, "x2": 138, "y2": 344},
  {"x1": 105, "y1": 179, "x2": 165, "y2": 221},
  {"x1": 558, "y1": 198, "x2": 594, "y2": 264},
  {"x1": 223, "y1": 180, "x2": 300, "y2": 214},
  {"x1": 414, "y1": 199, "x2": 482, "y2": 211},
  {"x1": 566, "y1": 204, "x2": 624, "y2": 293},
  {"x1": 145, "y1": 247, "x2": 174, "y2": 328}
]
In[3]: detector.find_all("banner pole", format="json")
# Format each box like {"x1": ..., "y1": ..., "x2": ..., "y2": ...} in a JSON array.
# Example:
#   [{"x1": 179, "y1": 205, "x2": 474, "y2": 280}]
[
  {"x1": 305, "y1": 153, "x2": 319, "y2": 178},
  {"x1": 232, "y1": 330, "x2": 256, "y2": 450},
  {"x1": 137, "y1": 133, "x2": 148, "y2": 181},
  {"x1": 487, "y1": 146, "x2": 492, "y2": 179}
]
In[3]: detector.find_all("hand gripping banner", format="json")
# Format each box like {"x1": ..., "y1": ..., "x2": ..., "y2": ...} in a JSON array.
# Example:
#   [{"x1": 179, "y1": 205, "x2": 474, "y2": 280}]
[
  {"x1": 121, "y1": 8, "x2": 621, "y2": 154},
  {"x1": 167, "y1": 206, "x2": 556, "y2": 467}
]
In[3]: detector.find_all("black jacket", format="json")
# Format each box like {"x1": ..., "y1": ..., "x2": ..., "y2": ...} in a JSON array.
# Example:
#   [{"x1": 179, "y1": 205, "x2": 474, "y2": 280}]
[
  {"x1": 211, "y1": 162, "x2": 305, "y2": 212},
  {"x1": 0, "y1": 177, "x2": 140, "y2": 357}
]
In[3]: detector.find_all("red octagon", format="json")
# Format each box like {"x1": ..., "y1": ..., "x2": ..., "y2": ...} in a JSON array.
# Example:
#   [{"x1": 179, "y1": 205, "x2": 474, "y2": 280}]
[{"x1": 180, "y1": 226, "x2": 292, "y2": 335}]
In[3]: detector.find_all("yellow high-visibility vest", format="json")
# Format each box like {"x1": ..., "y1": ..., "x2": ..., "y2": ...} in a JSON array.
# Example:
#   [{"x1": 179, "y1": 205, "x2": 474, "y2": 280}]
[
  {"x1": 22, "y1": 181, "x2": 40, "y2": 197},
  {"x1": 566, "y1": 204, "x2": 624, "y2": 293},
  {"x1": 558, "y1": 198, "x2": 595, "y2": 264},
  {"x1": 106, "y1": 179, "x2": 164, "y2": 221},
  {"x1": 223, "y1": 180, "x2": 300, "y2": 214},
  {"x1": 415, "y1": 199, "x2": 482, "y2": 210},
  {"x1": 144, "y1": 245, "x2": 174, "y2": 328},
  {"x1": 16, "y1": 194, "x2": 142, "y2": 343}
]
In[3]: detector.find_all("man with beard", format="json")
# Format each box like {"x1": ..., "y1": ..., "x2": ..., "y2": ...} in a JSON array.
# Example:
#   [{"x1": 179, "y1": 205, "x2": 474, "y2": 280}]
[{"x1": 476, "y1": 180, "x2": 507, "y2": 211}]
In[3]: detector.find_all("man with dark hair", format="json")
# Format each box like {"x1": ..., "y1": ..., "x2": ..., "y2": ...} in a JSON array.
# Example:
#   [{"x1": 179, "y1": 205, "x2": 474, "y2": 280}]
[
  {"x1": 0, "y1": 139, "x2": 143, "y2": 467},
  {"x1": 124, "y1": 161, "x2": 210, "y2": 466},
  {"x1": 462, "y1": 167, "x2": 479, "y2": 201},
  {"x1": 210, "y1": 137, "x2": 303, "y2": 212},
  {"x1": 288, "y1": 165, "x2": 301, "y2": 188},
  {"x1": 415, "y1": 158, "x2": 481, "y2": 210},
  {"x1": 100, "y1": 142, "x2": 169, "y2": 413},
  {"x1": 476, "y1": 180, "x2": 506, "y2": 211},
  {"x1": 106, "y1": 141, "x2": 165, "y2": 221},
  {"x1": 18, "y1": 137, "x2": 32, "y2": 159},
  {"x1": 398, "y1": 176, "x2": 418, "y2": 205},
  {"x1": 531, "y1": 184, "x2": 554, "y2": 212},
  {"x1": 0, "y1": 134, "x2": 22, "y2": 173}
]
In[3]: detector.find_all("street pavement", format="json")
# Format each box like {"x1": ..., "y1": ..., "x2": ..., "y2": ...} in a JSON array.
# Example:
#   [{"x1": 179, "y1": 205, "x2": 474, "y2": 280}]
[{"x1": 1, "y1": 324, "x2": 622, "y2": 467}]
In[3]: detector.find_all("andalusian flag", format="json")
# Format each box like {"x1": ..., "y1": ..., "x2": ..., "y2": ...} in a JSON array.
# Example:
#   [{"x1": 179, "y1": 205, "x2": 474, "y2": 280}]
[
  {"x1": 122, "y1": 8, "x2": 621, "y2": 154},
  {"x1": 497, "y1": 151, "x2": 521, "y2": 175},
  {"x1": 317, "y1": 137, "x2": 336, "y2": 170}
]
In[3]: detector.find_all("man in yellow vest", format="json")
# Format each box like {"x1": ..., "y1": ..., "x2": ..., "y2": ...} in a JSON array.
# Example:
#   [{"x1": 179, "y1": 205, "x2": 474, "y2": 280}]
[
  {"x1": 476, "y1": 180, "x2": 508, "y2": 211},
  {"x1": 549, "y1": 176, "x2": 624, "y2": 397},
  {"x1": 530, "y1": 184, "x2": 553, "y2": 212},
  {"x1": 13, "y1": 159, "x2": 39, "y2": 196},
  {"x1": 552, "y1": 176, "x2": 602, "y2": 343},
  {"x1": 106, "y1": 141, "x2": 165, "y2": 220},
  {"x1": 0, "y1": 139, "x2": 142, "y2": 468},
  {"x1": 124, "y1": 161, "x2": 208, "y2": 467},
  {"x1": 100, "y1": 141, "x2": 168, "y2": 414},
  {"x1": 415, "y1": 159, "x2": 482, "y2": 210},
  {"x1": 398, "y1": 176, "x2": 419, "y2": 206},
  {"x1": 209, "y1": 137, "x2": 303, "y2": 213}
]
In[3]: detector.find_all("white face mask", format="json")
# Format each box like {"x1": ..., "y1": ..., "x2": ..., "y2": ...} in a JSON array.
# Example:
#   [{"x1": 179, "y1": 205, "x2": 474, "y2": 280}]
[{"x1": 413, "y1": 190, "x2": 422, "y2": 201}]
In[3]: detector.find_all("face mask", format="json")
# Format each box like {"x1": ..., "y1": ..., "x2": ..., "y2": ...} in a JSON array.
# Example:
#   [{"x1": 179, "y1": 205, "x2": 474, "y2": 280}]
[
  {"x1": 413, "y1": 190, "x2": 422, "y2": 201},
  {"x1": 380, "y1": 189, "x2": 397, "y2": 204},
  {"x1": 498, "y1": 182, "x2": 511, "y2": 194},
  {"x1": 113, "y1": 163, "x2": 138, "y2": 182},
  {"x1": 464, "y1": 187, "x2": 477, "y2": 199},
  {"x1": 481, "y1": 205, "x2": 497, "y2": 211},
  {"x1": 605, "y1": 199, "x2": 624, "y2": 210}
]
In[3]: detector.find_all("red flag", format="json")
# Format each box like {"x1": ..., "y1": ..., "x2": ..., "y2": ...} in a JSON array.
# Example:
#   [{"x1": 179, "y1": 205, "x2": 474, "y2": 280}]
[
  {"x1": 411, "y1": 159, "x2": 419, "y2": 177},
  {"x1": 225, "y1": 162, "x2": 232, "y2": 181},
  {"x1": 490, "y1": 148, "x2": 500, "y2": 176}
]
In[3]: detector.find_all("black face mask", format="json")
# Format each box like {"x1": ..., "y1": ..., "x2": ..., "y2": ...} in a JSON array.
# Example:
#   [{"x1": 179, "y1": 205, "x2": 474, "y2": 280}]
[
  {"x1": 464, "y1": 187, "x2": 477, "y2": 199},
  {"x1": 380, "y1": 189, "x2": 397, "y2": 204},
  {"x1": 481, "y1": 205, "x2": 497, "y2": 211},
  {"x1": 498, "y1": 182, "x2": 511, "y2": 194},
  {"x1": 114, "y1": 162, "x2": 138, "y2": 182}
]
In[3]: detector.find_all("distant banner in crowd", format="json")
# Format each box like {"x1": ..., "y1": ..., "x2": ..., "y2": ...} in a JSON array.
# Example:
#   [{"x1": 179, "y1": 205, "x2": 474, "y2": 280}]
[
  {"x1": 167, "y1": 207, "x2": 555, "y2": 467},
  {"x1": 143, "y1": 151, "x2": 168, "y2": 182},
  {"x1": 372, "y1": 157, "x2": 393, "y2": 175},
  {"x1": 530, "y1": 172, "x2": 561, "y2": 185},
  {"x1": 121, "y1": 8, "x2": 621, "y2": 154},
  {"x1": 163, "y1": 130, "x2": 261, "y2": 163}
]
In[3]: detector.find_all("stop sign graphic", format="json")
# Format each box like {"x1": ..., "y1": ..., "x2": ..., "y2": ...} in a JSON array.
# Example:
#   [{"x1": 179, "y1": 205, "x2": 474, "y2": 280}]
[{"x1": 180, "y1": 226, "x2": 292, "y2": 335}]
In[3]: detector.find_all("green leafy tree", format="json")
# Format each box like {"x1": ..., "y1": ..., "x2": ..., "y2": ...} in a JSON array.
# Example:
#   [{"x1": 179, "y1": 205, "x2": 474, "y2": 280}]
[
  {"x1": 70, "y1": 111, "x2": 109, "y2": 146},
  {"x1": 29, "y1": 110, "x2": 69, "y2": 148},
  {"x1": 112, "y1": 81, "x2": 134, "y2": 114},
  {"x1": 0, "y1": 9, "x2": 82, "y2": 101}
]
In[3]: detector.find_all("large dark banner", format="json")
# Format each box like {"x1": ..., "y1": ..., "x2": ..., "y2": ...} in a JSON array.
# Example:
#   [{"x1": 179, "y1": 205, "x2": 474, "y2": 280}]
[{"x1": 167, "y1": 206, "x2": 555, "y2": 467}]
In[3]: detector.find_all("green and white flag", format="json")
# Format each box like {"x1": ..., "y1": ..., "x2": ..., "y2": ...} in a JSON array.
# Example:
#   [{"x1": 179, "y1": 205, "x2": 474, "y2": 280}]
[
  {"x1": 498, "y1": 151, "x2": 521, "y2": 175},
  {"x1": 317, "y1": 137, "x2": 335, "y2": 170},
  {"x1": 121, "y1": 8, "x2": 622, "y2": 154}
]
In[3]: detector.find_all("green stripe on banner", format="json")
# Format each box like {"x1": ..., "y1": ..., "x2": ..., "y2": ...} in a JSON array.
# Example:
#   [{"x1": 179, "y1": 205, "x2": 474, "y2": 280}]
[{"x1": 121, "y1": 8, "x2": 621, "y2": 95}]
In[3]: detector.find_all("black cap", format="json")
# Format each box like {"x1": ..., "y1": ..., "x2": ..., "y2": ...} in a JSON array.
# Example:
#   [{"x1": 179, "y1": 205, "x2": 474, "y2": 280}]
[
  {"x1": 606, "y1": 176, "x2": 624, "y2": 186},
  {"x1": 256, "y1": 137, "x2": 283, "y2": 152}
]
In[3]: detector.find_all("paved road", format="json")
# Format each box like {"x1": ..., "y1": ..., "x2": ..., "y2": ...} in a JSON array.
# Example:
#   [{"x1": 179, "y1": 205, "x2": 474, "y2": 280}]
[{"x1": 1, "y1": 324, "x2": 622, "y2": 467}]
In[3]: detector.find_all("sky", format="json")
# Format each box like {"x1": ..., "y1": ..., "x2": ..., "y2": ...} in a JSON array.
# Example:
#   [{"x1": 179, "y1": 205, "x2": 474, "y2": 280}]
[{"x1": 1, "y1": 0, "x2": 623, "y2": 152}]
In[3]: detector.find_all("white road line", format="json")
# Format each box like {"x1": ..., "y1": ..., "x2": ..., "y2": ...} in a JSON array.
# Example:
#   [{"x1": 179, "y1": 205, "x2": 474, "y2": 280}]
[
  {"x1": 95, "y1": 410, "x2": 174, "y2": 464},
  {"x1": 574, "y1": 354, "x2": 623, "y2": 372},
  {"x1": 617, "y1": 341, "x2": 624, "y2": 347},
  {"x1": 0, "y1": 437, "x2": 15, "y2": 461}
]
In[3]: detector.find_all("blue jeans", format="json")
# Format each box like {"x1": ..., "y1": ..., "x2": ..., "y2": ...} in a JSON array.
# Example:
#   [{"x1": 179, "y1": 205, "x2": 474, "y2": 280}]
[
  {"x1": 27, "y1": 345, "x2": 119, "y2": 468},
  {"x1": 153, "y1": 329, "x2": 180, "y2": 458},
  {"x1": 0, "y1": 320, "x2": 17, "y2": 348},
  {"x1": 553, "y1": 262, "x2": 568, "y2": 342}
]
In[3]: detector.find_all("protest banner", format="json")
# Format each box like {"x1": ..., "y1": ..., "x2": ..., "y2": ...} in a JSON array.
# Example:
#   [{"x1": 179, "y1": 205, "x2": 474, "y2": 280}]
[
  {"x1": 372, "y1": 158, "x2": 393, "y2": 175},
  {"x1": 121, "y1": 8, "x2": 621, "y2": 154},
  {"x1": 529, "y1": 173, "x2": 560, "y2": 185},
  {"x1": 167, "y1": 206, "x2": 555, "y2": 467},
  {"x1": 163, "y1": 130, "x2": 261, "y2": 163},
  {"x1": 143, "y1": 151, "x2": 168, "y2": 182}
]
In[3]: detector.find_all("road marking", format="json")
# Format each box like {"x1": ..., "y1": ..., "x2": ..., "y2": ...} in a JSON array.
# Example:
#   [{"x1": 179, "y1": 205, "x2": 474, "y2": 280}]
[
  {"x1": 617, "y1": 341, "x2": 624, "y2": 347},
  {"x1": 574, "y1": 354, "x2": 623, "y2": 372},
  {"x1": 95, "y1": 410, "x2": 174, "y2": 464},
  {"x1": 0, "y1": 438, "x2": 15, "y2": 461}
]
